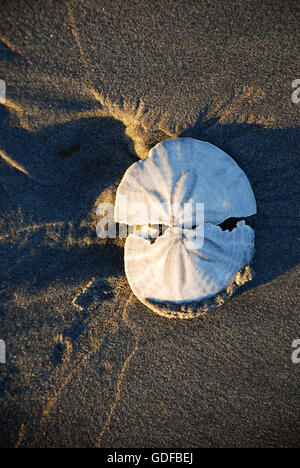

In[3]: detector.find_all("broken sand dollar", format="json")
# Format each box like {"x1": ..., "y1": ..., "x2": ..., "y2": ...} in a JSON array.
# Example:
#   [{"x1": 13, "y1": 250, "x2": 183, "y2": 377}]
[
  {"x1": 114, "y1": 137, "x2": 257, "y2": 318},
  {"x1": 116, "y1": 137, "x2": 256, "y2": 226},
  {"x1": 125, "y1": 222, "x2": 254, "y2": 302}
]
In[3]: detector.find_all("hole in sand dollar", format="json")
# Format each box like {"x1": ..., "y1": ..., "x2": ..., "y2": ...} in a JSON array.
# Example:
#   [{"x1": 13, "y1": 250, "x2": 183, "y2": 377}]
[{"x1": 218, "y1": 217, "x2": 245, "y2": 232}]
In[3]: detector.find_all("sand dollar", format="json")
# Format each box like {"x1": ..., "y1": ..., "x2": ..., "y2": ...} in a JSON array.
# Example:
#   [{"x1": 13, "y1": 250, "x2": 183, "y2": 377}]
[{"x1": 114, "y1": 137, "x2": 257, "y2": 318}]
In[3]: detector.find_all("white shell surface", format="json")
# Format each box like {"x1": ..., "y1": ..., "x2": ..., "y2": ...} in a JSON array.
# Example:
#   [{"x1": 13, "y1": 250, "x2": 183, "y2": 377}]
[
  {"x1": 115, "y1": 137, "x2": 256, "y2": 226},
  {"x1": 125, "y1": 222, "x2": 254, "y2": 303},
  {"x1": 114, "y1": 137, "x2": 257, "y2": 305}
]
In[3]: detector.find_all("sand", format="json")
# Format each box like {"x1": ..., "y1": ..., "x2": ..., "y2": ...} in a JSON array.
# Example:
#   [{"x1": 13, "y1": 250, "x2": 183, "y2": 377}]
[{"x1": 0, "y1": 0, "x2": 299, "y2": 448}]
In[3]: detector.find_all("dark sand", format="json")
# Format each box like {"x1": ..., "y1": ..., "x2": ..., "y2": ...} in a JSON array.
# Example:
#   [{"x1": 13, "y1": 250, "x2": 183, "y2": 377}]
[{"x1": 0, "y1": 0, "x2": 299, "y2": 447}]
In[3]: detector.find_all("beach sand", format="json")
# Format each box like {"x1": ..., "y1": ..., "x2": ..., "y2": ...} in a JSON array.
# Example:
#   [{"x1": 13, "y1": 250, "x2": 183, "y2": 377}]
[{"x1": 0, "y1": 0, "x2": 299, "y2": 447}]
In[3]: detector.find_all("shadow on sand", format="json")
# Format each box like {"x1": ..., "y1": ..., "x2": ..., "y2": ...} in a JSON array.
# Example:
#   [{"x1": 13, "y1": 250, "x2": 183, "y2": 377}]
[{"x1": 0, "y1": 104, "x2": 299, "y2": 304}]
